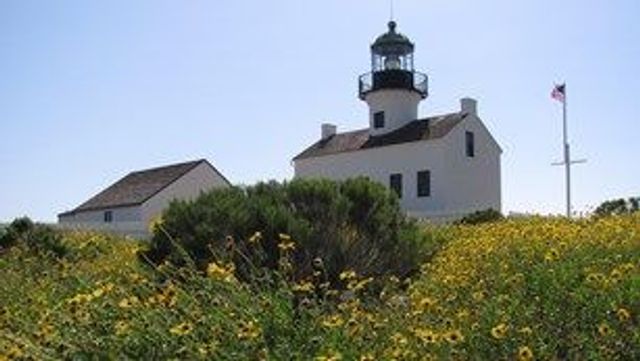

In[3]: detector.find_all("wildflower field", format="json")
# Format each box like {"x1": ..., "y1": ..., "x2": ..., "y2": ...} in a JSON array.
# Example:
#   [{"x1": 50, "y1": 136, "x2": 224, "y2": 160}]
[{"x1": 1, "y1": 214, "x2": 639, "y2": 360}]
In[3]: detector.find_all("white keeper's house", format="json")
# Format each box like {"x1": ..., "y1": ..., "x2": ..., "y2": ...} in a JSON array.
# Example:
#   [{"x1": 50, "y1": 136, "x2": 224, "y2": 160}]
[
  {"x1": 58, "y1": 159, "x2": 230, "y2": 238},
  {"x1": 293, "y1": 21, "x2": 502, "y2": 221}
]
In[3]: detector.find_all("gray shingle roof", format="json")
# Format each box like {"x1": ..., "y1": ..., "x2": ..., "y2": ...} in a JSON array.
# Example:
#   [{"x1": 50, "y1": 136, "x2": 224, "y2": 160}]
[
  {"x1": 59, "y1": 159, "x2": 225, "y2": 216},
  {"x1": 293, "y1": 112, "x2": 467, "y2": 161}
]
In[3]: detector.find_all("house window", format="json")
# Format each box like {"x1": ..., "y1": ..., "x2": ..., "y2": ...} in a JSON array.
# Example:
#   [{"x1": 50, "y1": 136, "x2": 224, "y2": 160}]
[
  {"x1": 389, "y1": 173, "x2": 403, "y2": 198},
  {"x1": 104, "y1": 210, "x2": 113, "y2": 223},
  {"x1": 374, "y1": 111, "x2": 385, "y2": 129},
  {"x1": 417, "y1": 170, "x2": 431, "y2": 197},
  {"x1": 465, "y1": 131, "x2": 475, "y2": 157}
]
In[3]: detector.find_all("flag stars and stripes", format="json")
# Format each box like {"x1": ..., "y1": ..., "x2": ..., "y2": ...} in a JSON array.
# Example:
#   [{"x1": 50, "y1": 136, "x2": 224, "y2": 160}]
[{"x1": 551, "y1": 83, "x2": 566, "y2": 103}]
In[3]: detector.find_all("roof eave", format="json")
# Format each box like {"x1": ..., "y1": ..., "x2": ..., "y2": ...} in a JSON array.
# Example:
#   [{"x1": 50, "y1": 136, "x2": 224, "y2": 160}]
[{"x1": 59, "y1": 201, "x2": 145, "y2": 217}]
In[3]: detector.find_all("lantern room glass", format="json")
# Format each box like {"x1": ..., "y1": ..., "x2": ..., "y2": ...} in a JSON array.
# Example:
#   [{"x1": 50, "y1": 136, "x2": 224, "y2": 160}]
[{"x1": 371, "y1": 52, "x2": 414, "y2": 72}]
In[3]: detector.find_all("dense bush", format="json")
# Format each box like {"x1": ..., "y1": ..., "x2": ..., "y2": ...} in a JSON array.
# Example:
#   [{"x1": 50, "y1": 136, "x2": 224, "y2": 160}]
[
  {"x1": 594, "y1": 197, "x2": 639, "y2": 217},
  {"x1": 0, "y1": 217, "x2": 68, "y2": 257},
  {"x1": 147, "y1": 177, "x2": 427, "y2": 283},
  {"x1": 455, "y1": 208, "x2": 503, "y2": 225},
  {"x1": 0, "y1": 217, "x2": 33, "y2": 249}
]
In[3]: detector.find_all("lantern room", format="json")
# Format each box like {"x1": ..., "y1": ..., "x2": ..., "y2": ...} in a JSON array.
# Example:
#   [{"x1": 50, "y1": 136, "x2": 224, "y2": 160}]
[{"x1": 359, "y1": 21, "x2": 428, "y2": 100}]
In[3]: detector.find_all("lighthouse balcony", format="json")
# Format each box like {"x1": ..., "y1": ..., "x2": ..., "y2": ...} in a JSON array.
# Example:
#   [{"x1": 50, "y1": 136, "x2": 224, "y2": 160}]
[{"x1": 358, "y1": 70, "x2": 428, "y2": 100}]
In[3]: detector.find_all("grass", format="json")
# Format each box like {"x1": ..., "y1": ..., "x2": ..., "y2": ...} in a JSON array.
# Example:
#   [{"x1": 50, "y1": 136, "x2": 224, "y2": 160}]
[{"x1": 1, "y1": 214, "x2": 639, "y2": 360}]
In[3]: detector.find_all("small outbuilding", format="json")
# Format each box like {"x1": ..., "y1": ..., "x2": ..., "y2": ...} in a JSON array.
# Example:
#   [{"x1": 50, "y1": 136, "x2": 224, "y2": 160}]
[{"x1": 58, "y1": 159, "x2": 230, "y2": 238}]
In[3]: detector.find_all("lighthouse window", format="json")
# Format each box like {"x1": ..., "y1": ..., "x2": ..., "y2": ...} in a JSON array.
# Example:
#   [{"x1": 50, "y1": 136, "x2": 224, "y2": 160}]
[
  {"x1": 374, "y1": 111, "x2": 385, "y2": 129},
  {"x1": 389, "y1": 173, "x2": 403, "y2": 198},
  {"x1": 465, "y1": 131, "x2": 475, "y2": 157},
  {"x1": 417, "y1": 170, "x2": 431, "y2": 197}
]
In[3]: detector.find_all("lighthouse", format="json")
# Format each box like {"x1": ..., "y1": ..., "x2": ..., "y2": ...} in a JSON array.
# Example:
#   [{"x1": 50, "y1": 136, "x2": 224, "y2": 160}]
[
  {"x1": 293, "y1": 20, "x2": 502, "y2": 222},
  {"x1": 359, "y1": 21, "x2": 428, "y2": 136}
]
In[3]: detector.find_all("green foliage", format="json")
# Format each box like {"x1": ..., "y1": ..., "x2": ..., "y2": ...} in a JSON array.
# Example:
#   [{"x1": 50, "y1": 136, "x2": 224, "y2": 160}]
[
  {"x1": 2, "y1": 214, "x2": 639, "y2": 359},
  {"x1": 0, "y1": 217, "x2": 33, "y2": 249},
  {"x1": 594, "y1": 197, "x2": 639, "y2": 217},
  {"x1": 455, "y1": 208, "x2": 503, "y2": 225},
  {"x1": 147, "y1": 177, "x2": 425, "y2": 282},
  {"x1": 0, "y1": 217, "x2": 68, "y2": 257}
]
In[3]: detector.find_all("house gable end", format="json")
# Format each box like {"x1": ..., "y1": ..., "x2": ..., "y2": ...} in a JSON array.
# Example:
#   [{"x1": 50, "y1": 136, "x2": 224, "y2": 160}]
[{"x1": 139, "y1": 161, "x2": 231, "y2": 224}]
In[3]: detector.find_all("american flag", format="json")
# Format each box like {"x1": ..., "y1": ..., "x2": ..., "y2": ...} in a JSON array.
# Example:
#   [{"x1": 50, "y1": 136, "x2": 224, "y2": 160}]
[{"x1": 551, "y1": 83, "x2": 566, "y2": 103}]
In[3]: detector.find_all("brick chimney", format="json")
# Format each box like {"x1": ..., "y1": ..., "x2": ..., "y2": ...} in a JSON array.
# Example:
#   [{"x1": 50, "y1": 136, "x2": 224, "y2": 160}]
[
  {"x1": 461, "y1": 97, "x2": 477, "y2": 116},
  {"x1": 321, "y1": 123, "x2": 337, "y2": 140}
]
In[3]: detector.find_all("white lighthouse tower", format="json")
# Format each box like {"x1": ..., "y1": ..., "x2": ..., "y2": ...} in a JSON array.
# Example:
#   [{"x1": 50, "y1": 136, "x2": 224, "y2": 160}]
[
  {"x1": 294, "y1": 20, "x2": 502, "y2": 222},
  {"x1": 358, "y1": 21, "x2": 428, "y2": 136}
]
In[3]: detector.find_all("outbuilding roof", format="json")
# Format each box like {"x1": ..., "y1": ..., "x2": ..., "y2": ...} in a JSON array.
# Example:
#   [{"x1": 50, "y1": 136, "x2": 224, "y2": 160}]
[
  {"x1": 293, "y1": 112, "x2": 467, "y2": 161},
  {"x1": 59, "y1": 159, "x2": 229, "y2": 216}
]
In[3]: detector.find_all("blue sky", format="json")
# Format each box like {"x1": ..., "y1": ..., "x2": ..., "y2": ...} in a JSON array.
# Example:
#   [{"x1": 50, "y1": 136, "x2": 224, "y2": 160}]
[{"x1": 1, "y1": 0, "x2": 638, "y2": 222}]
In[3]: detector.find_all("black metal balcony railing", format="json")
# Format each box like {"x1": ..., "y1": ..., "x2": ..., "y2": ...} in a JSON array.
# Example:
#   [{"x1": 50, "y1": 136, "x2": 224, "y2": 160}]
[{"x1": 358, "y1": 70, "x2": 428, "y2": 100}]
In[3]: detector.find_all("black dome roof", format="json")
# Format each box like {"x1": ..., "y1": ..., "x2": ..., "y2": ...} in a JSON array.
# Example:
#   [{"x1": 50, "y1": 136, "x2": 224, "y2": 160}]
[{"x1": 371, "y1": 21, "x2": 414, "y2": 56}]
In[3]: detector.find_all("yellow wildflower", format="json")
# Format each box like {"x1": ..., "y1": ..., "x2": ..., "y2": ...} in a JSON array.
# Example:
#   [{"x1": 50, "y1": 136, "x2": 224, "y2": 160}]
[
  {"x1": 444, "y1": 329, "x2": 464, "y2": 344},
  {"x1": 160, "y1": 283, "x2": 178, "y2": 307},
  {"x1": 414, "y1": 328, "x2": 439, "y2": 344},
  {"x1": 418, "y1": 296, "x2": 437, "y2": 309},
  {"x1": 348, "y1": 277, "x2": 373, "y2": 292},
  {"x1": 249, "y1": 231, "x2": 262, "y2": 244},
  {"x1": 315, "y1": 351, "x2": 342, "y2": 361},
  {"x1": 68, "y1": 293, "x2": 93, "y2": 304},
  {"x1": 5, "y1": 345, "x2": 23, "y2": 359},
  {"x1": 114, "y1": 320, "x2": 129, "y2": 336},
  {"x1": 91, "y1": 288, "x2": 105, "y2": 298},
  {"x1": 118, "y1": 296, "x2": 140, "y2": 309},
  {"x1": 616, "y1": 308, "x2": 631, "y2": 322},
  {"x1": 237, "y1": 320, "x2": 261, "y2": 340},
  {"x1": 597, "y1": 322, "x2": 610, "y2": 337},
  {"x1": 206, "y1": 262, "x2": 236, "y2": 283},
  {"x1": 278, "y1": 235, "x2": 296, "y2": 252},
  {"x1": 586, "y1": 273, "x2": 604, "y2": 283},
  {"x1": 198, "y1": 347, "x2": 208, "y2": 357},
  {"x1": 610, "y1": 269, "x2": 623, "y2": 282},
  {"x1": 35, "y1": 324, "x2": 55, "y2": 341},
  {"x1": 292, "y1": 281, "x2": 314, "y2": 293},
  {"x1": 517, "y1": 346, "x2": 534, "y2": 361},
  {"x1": 518, "y1": 326, "x2": 533, "y2": 335},
  {"x1": 544, "y1": 248, "x2": 560, "y2": 261},
  {"x1": 456, "y1": 309, "x2": 470, "y2": 319},
  {"x1": 620, "y1": 262, "x2": 634, "y2": 272},
  {"x1": 339, "y1": 270, "x2": 357, "y2": 281},
  {"x1": 491, "y1": 323, "x2": 508, "y2": 340},
  {"x1": 472, "y1": 290, "x2": 487, "y2": 301},
  {"x1": 101, "y1": 282, "x2": 115, "y2": 293},
  {"x1": 322, "y1": 314, "x2": 344, "y2": 328},
  {"x1": 170, "y1": 322, "x2": 193, "y2": 336},
  {"x1": 148, "y1": 215, "x2": 164, "y2": 233},
  {"x1": 390, "y1": 332, "x2": 408, "y2": 345}
]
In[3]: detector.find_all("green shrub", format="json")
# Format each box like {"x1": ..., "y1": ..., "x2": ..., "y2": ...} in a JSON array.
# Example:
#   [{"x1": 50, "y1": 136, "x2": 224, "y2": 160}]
[
  {"x1": 147, "y1": 177, "x2": 425, "y2": 283},
  {"x1": 0, "y1": 217, "x2": 68, "y2": 257},
  {"x1": 594, "y1": 197, "x2": 639, "y2": 217},
  {"x1": 455, "y1": 208, "x2": 503, "y2": 225},
  {"x1": 0, "y1": 217, "x2": 34, "y2": 249}
]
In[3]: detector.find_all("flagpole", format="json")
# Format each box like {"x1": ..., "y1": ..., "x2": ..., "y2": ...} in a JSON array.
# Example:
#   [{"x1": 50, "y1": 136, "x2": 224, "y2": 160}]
[
  {"x1": 563, "y1": 86, "x2": 571, "y2": 218},
  {"x1": 552, "y1": 83, "x2": 585, "y2": 218}
]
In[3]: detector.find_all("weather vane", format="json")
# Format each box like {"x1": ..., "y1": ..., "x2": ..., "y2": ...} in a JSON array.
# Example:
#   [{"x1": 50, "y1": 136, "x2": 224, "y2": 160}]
[{"x1": 390, "y1": 0, "x2": 395, "y2": 21}]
